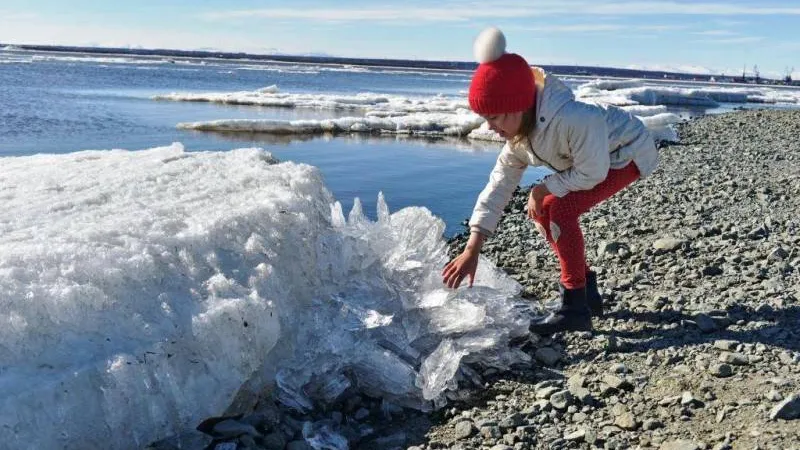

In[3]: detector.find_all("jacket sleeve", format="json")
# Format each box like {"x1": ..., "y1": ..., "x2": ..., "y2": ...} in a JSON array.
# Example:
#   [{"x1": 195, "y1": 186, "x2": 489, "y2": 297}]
[
  {"x1": 543, "y1": 106, "x2": 610, "y2": 197},
  {"x1": 468, "y1": 143, "x2": 527, "y2": 236}
]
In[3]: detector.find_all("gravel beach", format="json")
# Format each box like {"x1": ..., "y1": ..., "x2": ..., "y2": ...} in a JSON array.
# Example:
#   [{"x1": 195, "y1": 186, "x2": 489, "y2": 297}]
[{"x1": 151, "y1": 109, "x2": 800, "y2": 450}]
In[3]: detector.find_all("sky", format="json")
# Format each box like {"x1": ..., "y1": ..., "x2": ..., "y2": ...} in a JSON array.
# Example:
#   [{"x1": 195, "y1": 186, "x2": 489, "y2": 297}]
[{"x1": 1, "y1": 0, "x2": 799, "y2": 78}]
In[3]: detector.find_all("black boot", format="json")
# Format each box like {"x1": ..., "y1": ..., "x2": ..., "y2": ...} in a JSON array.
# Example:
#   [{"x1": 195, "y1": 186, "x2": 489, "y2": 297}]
[
  {"x1": 586, "y1": 270, "x2": 603, "y2": 317},
  {"x1": 529, "y1": 284, "x2": 592, "y2": 335}
]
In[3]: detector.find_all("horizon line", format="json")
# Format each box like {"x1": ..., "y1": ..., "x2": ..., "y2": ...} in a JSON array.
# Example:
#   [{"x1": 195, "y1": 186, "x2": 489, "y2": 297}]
[{"x1": 0, "y1": 41, "x2": 785, "y2": 81}]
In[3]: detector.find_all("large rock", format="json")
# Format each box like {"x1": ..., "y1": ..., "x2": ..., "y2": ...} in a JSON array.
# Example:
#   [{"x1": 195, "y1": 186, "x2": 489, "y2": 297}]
[{"x1": 770, "y1": 394, "x2": 800, "y2": 420}]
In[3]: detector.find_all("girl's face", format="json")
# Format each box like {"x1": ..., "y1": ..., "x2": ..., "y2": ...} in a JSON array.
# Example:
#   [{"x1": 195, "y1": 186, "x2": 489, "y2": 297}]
[{"x1": 482, "y1": 111, "x2": 524, "y2": 139}]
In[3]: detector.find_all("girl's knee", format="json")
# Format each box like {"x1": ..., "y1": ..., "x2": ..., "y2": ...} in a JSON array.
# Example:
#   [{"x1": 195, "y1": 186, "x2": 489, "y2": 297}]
[{"x1": 548, "y1": 198, "x2": 578, "y2": 222}]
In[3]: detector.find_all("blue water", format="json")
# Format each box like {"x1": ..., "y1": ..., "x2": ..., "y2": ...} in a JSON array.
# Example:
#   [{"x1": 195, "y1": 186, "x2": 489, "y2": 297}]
[
  {"x1": 1, "y1": 53, "x2": 546, "y2": 236},
  {"x1": 2, "y1": 51, "x2": 793, "y2": 235}
]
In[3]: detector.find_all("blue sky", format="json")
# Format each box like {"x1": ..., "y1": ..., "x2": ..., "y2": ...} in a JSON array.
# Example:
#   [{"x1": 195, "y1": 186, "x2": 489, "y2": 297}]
[{"x1": 1, "y1": 0, "x2": 798, "y2": 78}]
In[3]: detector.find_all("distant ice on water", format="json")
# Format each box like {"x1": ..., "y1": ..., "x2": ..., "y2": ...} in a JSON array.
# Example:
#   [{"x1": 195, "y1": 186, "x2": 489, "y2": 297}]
[
  {"x1": 577, "y1": 79, "x2": 800, "y2": 107},
  {"x1": 159, "y1": 83, "x2": 692, "y2": 141}
]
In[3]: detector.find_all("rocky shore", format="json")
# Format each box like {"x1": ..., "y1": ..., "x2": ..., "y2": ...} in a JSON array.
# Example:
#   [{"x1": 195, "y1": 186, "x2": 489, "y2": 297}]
[
  {"x1": 151, "y1": 109, "x2": 799, "y2": 450},
  {"x1": 432, "y1": 110, "x2": 800, "y2": 449}
]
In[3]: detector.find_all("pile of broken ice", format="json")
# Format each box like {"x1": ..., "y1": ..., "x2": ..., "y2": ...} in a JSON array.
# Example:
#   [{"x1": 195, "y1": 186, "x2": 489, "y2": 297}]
[{"x1": 0, "y1": 145, "x2": 539, "y2": 448}]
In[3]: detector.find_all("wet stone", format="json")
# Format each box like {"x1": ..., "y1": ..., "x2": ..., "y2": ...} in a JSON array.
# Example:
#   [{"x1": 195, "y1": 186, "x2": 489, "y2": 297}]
[
  {"x1": 708, "y1": 363, "x2": 733, "y2": 378},
  {"x1": 534, "y1": 347, "x2": 561, "y2": 366}
]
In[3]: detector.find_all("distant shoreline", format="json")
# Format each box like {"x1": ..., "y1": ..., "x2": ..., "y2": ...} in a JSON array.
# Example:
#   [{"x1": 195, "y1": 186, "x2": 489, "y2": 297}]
[{"x1": 3, "y1": 42, "x2": 796, "y2": 87}]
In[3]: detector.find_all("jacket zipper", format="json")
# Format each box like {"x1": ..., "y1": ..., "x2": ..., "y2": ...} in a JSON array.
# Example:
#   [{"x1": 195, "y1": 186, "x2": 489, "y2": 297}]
[{"x1": 527, "y1": 139, "x2": 561, "y2": 173}]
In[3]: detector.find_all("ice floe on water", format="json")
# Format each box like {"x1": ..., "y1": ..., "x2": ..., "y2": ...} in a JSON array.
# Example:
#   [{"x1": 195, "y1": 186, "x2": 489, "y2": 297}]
[
  {"x1": 0, "y1": 144, "x2": 538, "y2": 448},
  {"x1": 158, "y1": 77, "x2": 800, "y2": 143},
  {"x1": 156, "y1": 85, "x2": 469, "y2": 113},
  {"x1": 164, "y1": 85, "x2": 678, "y2": 140},
  {"x1": 577, "y1": 78, "x2": 800, "y2": 107},
  {"x1": 177, "y1": 111, "x2": 484, "y2": 137},
  {"x1": 168, "y1": 85, "x2": 684, "y2": 143}
]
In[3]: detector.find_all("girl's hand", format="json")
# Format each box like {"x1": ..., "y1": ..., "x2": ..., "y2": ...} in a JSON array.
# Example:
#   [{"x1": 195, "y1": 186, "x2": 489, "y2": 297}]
[
  {"x1": 527, "y1": 184, "x2": 549, "y2": 220},
  {"x1": 442, "y1": 249, "x2": 479, "y2": 289}
]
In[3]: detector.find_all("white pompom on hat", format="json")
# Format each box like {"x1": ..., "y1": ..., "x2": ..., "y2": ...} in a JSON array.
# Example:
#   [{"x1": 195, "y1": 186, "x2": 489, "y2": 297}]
[
  {"x1": 473, "y1": 27, "x2": 506, "y2": 63},
  {"x1": 468, "y1": 27, "x2": 536, "y2": 115}
]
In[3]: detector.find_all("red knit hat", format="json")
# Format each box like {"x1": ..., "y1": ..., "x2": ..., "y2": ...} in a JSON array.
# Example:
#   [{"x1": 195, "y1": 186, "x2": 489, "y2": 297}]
[{"x1": 468, "y1": 28, "x2": 536, "y2": 116}]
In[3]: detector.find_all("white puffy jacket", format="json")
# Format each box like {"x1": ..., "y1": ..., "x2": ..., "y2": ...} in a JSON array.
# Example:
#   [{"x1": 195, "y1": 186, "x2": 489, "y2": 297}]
[{"x1": 469, "y1": 67, "x2": 659, "y2": 236}]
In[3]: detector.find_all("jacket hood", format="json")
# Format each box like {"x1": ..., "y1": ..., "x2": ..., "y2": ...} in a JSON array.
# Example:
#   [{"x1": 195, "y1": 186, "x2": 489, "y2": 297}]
[{"x1": 532, "y1": 67, "x2": 575, "y2": 133}]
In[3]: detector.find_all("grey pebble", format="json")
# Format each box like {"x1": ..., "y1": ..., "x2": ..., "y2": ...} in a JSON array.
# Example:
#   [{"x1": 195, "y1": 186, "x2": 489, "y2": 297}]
[{"x1": 534, "y1": 347, "x2": 561, "y2": 366}]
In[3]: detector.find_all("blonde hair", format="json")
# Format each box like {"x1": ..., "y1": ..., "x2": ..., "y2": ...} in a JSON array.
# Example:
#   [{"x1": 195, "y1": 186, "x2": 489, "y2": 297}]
[{"x1": 510, "y1": 105, "x2": 537, "y2": 146}]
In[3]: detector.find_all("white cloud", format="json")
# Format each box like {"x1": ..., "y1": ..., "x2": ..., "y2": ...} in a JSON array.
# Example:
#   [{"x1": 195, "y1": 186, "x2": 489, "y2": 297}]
[
  {"x1": 201, "y1": 1, "x2": 800, "y2": 24},
  {"x1": 692, "y1": 30, "x2": 736, "y2": 36},
  {"x1": 0, "y1": 10, "x2": 38, "y2": 21},
  {"x1": 575, "y1": 1, "x2": 800, "y2": 15},
  {"x1": 0, "y1": 16, "x2": 300, "y2": 54},
  {"x1": 708, "y1": 19, "x2": 747, "y2": 27},
  {"x1": 200, "y1": 7, "x2": 530, "y2": 23},
  {"x1": 625, "y1": 63, "x2": 721, "y2": 75},
  {"x1": 703, "y1": 36, "x2": 765, "y2": 44},
  {"x1": 514, "y1": 23, "x2": 685, "y2": 33}
]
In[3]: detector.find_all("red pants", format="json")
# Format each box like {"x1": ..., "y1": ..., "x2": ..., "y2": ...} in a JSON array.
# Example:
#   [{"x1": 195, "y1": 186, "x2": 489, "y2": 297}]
[{"x1": 533, "y1": 163, "x2": 641, "y2": 289}]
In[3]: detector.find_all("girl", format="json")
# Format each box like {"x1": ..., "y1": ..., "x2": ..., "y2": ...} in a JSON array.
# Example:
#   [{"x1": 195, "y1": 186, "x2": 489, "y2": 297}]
[{"x1": 442, "y1": 28, "x2": 659, "y2": 334}]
